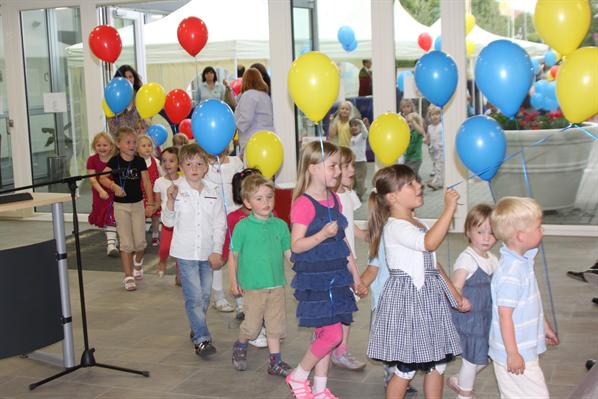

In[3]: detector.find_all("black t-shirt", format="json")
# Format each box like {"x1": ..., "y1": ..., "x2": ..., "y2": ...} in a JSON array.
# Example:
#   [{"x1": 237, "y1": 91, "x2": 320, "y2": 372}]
[{"x1": 107, "y1": 155, "x2": 147, "y2": 203}]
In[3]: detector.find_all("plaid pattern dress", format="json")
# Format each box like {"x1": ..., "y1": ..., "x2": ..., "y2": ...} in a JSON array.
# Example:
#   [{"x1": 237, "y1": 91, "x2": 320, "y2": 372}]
[{"x1": 367, "y1": 241, "x2": 462, "y2": 371}]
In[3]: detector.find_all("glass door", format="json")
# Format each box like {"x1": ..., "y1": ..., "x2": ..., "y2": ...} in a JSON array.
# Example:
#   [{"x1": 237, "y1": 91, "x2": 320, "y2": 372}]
[{"x1": 0, "y1": 16, "x2": 13, "y2": 189}]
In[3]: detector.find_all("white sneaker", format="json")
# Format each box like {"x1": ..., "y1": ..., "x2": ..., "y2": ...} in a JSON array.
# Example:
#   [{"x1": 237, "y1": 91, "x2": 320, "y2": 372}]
[
  {"x1": 248, "y1": 327, "x2": 267, "y2": 348},
  {"x1": 107, "y1": 242, "x2": 119, "y2": 257}
]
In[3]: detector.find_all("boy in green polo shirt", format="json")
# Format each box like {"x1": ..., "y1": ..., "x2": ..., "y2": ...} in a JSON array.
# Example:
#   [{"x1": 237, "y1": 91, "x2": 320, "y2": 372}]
[
  {"x1": 229, "y1": 174, "x2": 292, "y2": 377},
  {"x1": 405, "y1": 111, "x2": 425, "y2": 182}
]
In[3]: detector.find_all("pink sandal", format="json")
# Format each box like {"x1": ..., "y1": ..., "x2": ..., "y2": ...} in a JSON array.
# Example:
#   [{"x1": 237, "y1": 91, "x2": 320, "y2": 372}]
[
  {"x1": 314, "y1": 388, "x2": 338, "y2": 399},
  {"x1": 123, "y1": 276, "x2": 136, "y2": 291},
  {"x1": 446, "y1": 375, "x2": 476, "y2": 398},
  {"x1": 285, "y1": 373, "x2": 315, "y2": 399}
]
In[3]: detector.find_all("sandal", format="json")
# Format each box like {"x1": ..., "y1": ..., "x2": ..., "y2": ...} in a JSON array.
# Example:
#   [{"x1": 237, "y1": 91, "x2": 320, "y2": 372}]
[
  {"x1": 314, "y1": 389, "x2": 338, "y2": 399},
  {"x1": 133, "y1": 257, "x2": 144, "y2": 280},
  {"x1": 286, "y1": 374, "x2": 315, "y2": 399},
  {"x1": 123, "y1": 276, "x2": 136, "y2": 291},
  {"x1": 446, "y1": 375, "x2": 476, "y2": 398}
]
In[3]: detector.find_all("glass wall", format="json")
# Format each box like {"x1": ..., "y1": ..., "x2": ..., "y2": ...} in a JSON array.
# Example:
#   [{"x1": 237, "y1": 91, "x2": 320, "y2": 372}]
[{"x1": 0, "y1": 16, "x2": 13, "y2": 190}]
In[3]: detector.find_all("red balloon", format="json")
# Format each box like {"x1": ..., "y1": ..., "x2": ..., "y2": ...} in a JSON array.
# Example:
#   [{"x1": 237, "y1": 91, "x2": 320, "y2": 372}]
[
  {"x1": 177, "y1": 17, "x2": 208, "y2": 57},
  {"x1": 179, "y1": 119, "x2": 193, "y2": 139},
  {"x1": 550, "y1": 65, "x2": 560, "y2": 79},
  {"x1": 164, "y1": 89, "x2": 192, "y2": 125},
  {"x1": 230, "y1": 78, "x2": 242, "y2": 96},
  {"x1": 418, "y1": 32, "x2": 432, "y2": 52},
  {"x1": 88, "y1": 25, "x2": 122, "y2": 63}
]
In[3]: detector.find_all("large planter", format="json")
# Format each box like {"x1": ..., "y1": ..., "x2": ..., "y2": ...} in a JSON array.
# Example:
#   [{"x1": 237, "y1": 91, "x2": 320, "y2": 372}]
[{"x1": 492, "y1": 123, "x2": 598, "y2": 211}]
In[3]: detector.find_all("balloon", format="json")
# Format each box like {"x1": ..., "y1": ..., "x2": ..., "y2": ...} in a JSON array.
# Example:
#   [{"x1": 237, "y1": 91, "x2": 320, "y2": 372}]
[
  {"x1": 434, "y1": 36, "x2": 442, "y2": 51},
  {"x1": 102, "y1": 98, "x2": 114, "y2": 118},
  {"x1": 534, "y1": 0, "x2": 591, "y2": 56},
  {"x1": 556, "y1": 46, "x2": 598, "y2": 123},
  {"x1": 414, "y1": 51, "x2": 458, "y2": 107},
  {"x1": 136, "y1": 83, "x2": 166, "y2": 119},
  {"x1": 178, "y1": 118, "x2": 193, "y2": 139},
  {"x1": 147, "y1": 124, "x2": 168, "y2": 147},
  {"x1": 544, "y1": 97, "x2": 560, "y2": 112},
  {"x1": 397, "y1": 71, "x2": 413, "y2": 92},
  {"x1": 177, "y1": 17, "x2": 208, "y2": 57},
  {"x1": 368, "y1": 113, "x2": 410, "y2": 165},
  {"x1": 88, "y1": 25, "x2": 122, "y2": 63},
  {"x1": 530, "y1": 93, "x2": 544, "y2": 110},
  {"x1": 104, "y1": 77, "x2": 133, "y2": 114},
  {"x1": 418, "y1": 33, "x2": 432, "y2": 52},
  {"x1": 546, "y1": 72, "x2": 554, "y2": 82},
  {"x1": 337, "y1": 26, "x2": 356, "y2": 47},
  {"x1": 465, "y1": 14, "x2": 476, "y2": 35},
  {"x1": 549, "y1": 65, "x2": 560, "y2": 79},
  {"x1": 164, "y1": 89, "x2": 192, "y2": 124},
  {"x1": 191, "y1": 99, "x2": 236, "y2": 155},
  {"x1": 244, "y1": 131, "x2": 284, "y2": 179},
  {"x1": 230, "y1": 78, "x2": 242, "y2": 96},
  {"x1": 466, "y1": 39, "x2": 475, "y2": 57},
  {"x1": 534, "y1": 80, "x2": 548, "y2": 95},
  {"x1": 456, "y1": 116, "x2": 506, "y2": 181},
  {"x1": 532, "y1": 58, "x2": 540, "y2": 75},
  {"x1": 342, "y1": 40, "x2": 357, "y2": 52},
  {"x1": 288, "y1": 51, "x2": 339, "y2": 123},
  {"x1": 545, "y1": 81, "x2": 557, "y2": 100},
  {"x1": 475, "y1": 40, "x2": 533, "y2": 118},
  {"x1": 544, "y1": 50, "x2": 557, "y2": 67}
]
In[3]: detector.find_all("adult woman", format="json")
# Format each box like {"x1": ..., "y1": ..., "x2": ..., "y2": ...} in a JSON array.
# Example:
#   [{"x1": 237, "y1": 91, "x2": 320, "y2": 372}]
[
  {"x1": 249, "y1": 63, "x2": 271, "y2": 95},
  {"x1": 234, "y1": 68, "x2": 275, "y2": 154},
  {"x1": 107, "y1": 65, "x2": 149, "y2": 139},
  {"x1": 194, "y1": 66, "x2": 236, "y2": 108}
]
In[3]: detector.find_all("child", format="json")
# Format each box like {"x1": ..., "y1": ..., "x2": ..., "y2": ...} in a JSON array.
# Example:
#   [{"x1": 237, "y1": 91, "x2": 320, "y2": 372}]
[
  {"x1": 137, "y1": 135, "x2": 163, "y2": 246},
  {"x1": 404, "y1": 112, "x2": 425, "y2": 182},
  {"x1": 153, "y1": 147, "x2": 183, "y2": 278},
  {"x1": 447, "y1": 204, "x2": 499, "y2": 399},
  {"x1": 489, "y1": 197, "x2": 559, "y2": 399},
  {"x1": 162, "y1": 144, "x2": 226, "y2": 358},
  {"x1": 205, "y1": 147, "x2": 244, "y2": 313},
  {"x1": 328, "y1": 101, "x2": 354, "y2": 147},
  {"x1": 100, "y1": 127, "x2": 155, "y2": 291},
  {"x1": 399, "y1": 98, "x2": 415, "y2": 118},
  {"x1": 425, "y1": 105, "x2": 443, "y2": 190},
  {"x1": 172, "y1": 133, "x2": 189, "y2": 149},
  {"x1": 285, "y1": 141, "x2": 361, "y2": 399},
  {"x1": 348, "y1": 118, "x2": 369, "y2": 200},
  {"x1": 367, "y1": 164, "x2": 464, "y2": 399},
  {"x1": 229, "y1": 174, "x2": 292, "y2": 377},
  {"x1": 87, "y1": 132, "x2": 118, "y2": 257}
]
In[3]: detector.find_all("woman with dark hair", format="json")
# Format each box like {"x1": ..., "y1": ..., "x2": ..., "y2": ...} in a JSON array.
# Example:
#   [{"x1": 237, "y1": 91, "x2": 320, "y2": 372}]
[
  {"x1": 107, "y1": 65, "x2": 149, "y2": 138},
  {"x1": 249, "y1": 63, "x2": 271, "y2": 95},
  {"x1": 234, "y1": 68, "x2": 275, "y2": 154},
  {"x1": 193, "y1": 66, "x2": 236, "y2": 108}
]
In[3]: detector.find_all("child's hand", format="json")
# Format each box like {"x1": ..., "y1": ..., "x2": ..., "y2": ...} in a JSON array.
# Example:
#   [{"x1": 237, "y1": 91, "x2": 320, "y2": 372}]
[
  {"x1": 167, "y1": 184, "x2": 178, "y2": 201},
  {"x1": 144, "y1": 205, "x2": 155, "y2": 218},
  {"x1": 362, "y1": 117, "x2": 369, "y2": 127},
  {"x1": 423, "y1": 134, "x2": 430, "y2": 146},
  {"x1": 506, "y1": 352, "x2": 525, "y2": 375},
  {"x1": 230, "y1": 281, "x2": 243, "y2": 296},
  {"x1": 444, "y1": 188, "x2": 460, "y2": 212},
  {"x1": 208, "y1": 253, "x2": 224, "y2": 270},
  {"x1": 458, "y1": 297, "x2": 472, "y2": 313},
  {"x1": 355, "y1": 282, "x2": 368, "y2": 298},
  {"x1": 99, "y1": 189, "x2": 109, "y2": 200},
  {"x1": 545, "y1": 327, "x2": 559, "y2": 346},
  {"x1": 113, "y1": 186, "x2": 126, "y2": 197},
  {"x1": 320, "y1": 221, "x2": 338, "y2": 239}
]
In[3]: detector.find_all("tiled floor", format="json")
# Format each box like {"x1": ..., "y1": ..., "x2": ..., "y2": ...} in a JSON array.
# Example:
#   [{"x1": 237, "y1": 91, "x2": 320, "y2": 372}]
[{"x1": 0, "y1": 219, "x2": 597, "y2": 398}]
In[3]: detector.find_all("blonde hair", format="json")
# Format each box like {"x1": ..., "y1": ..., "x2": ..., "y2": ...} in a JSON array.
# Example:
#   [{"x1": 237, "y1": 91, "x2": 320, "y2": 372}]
[
  {"x1": 427, "y1": 104, "x2": 441, "y2": 119},
  {"x1": 332, "y1": 101, "x2": 356, "y2": 123},
  {"x1": 368, "y1": 165, "x2": 417, "y2": 257},
  {"x1": 178, "y1": 143, "x2": 209, "y2": 164},
  {"x1": 293, "y1": 140, "x2": 339, "y2": 200},
  {"x1": 406, "y1": 112, "x2": 423, "y2": 126},
  {"x1": 464, "y1": 203, "x2": 494, "y2": 242},
  {"x1": 136, "y1": 134, "x2": 154, "y2": 150},
  {"x1": 336, "y1": 146, "x2": 356, "y2": 191},
  {"x1": 173, "y1": 133, "x2": 189, "y2": 147},
  {"x1": 116, "y1": 126, "x2": 136, "y2": 143},
  {"x1": 399, "y1": 98, "x2": 415, "y2": 114},
  {"x1": 490, "y1": 196, "x2": 543, "y2": 242},
  {"x1": 241, "y1": 174, "x2": 275, "y2": 201},
  {"x1": 91, "y1": 132, "x2": 116, "y2": 157}
]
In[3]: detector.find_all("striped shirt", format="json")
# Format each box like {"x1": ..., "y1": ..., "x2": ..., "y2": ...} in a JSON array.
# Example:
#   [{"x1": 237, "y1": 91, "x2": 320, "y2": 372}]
[{"x1": 489, "y1": 245, "x2": 546, "y2": 364}]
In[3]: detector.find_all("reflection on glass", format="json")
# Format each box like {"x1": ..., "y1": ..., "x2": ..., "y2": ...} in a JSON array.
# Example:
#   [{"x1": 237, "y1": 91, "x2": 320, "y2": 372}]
[{"x1": 0, "y1": 16, "x2": 14, "y2": 189}]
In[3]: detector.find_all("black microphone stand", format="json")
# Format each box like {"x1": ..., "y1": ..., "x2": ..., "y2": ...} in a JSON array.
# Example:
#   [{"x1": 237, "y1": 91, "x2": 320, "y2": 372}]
[{"x1": 1, "y1": 170, "x2": 150, "y2": 390}]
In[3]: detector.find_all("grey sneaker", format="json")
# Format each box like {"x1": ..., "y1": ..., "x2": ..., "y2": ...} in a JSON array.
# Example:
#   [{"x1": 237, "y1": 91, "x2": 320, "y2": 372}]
[
  {"x1": 331, "y1": 350, "x2": 366, "y2": 370},
  {"x1": 232, "y1": 342, "x2": 247, "y2": 371}
]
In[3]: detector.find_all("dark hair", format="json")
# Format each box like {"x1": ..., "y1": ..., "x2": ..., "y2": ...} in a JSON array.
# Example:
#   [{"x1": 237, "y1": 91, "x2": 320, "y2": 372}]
[
  {"x1": 237, "y1": 64, "x2": 246, "y2": 78},
  {"x1": 161, "y1": 146, "x2": 179, "y2": 158},
  {"x1": 232, "y1": 168, "x2": 261, "y2": 205},
  {"x1": 114, "y1": 65, "x2": 142, "y2": 91},
  {"x1": 250, "y1": 63, "x2": 271, "y2": 94},
  {"x1": 201, "y1": 66, "x2": 218, "y2": 82}
]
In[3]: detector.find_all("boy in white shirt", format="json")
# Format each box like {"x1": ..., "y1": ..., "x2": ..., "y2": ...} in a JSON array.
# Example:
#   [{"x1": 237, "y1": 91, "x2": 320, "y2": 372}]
[
  {"x1": 348, "y1": 117, "x2": 369, "y2": 200},
  {"x1": 162, "y1": 144, "x2": 226, "y2": 358}
]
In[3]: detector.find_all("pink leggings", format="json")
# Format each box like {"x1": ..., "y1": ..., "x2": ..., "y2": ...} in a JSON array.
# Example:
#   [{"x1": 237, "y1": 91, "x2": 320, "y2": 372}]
[
  {"x1": 159, "y1": 225, "x2": 173, "y2": 261},
  {"x1": 309, "y1": 322, "x2": 343, "y2": 358}
]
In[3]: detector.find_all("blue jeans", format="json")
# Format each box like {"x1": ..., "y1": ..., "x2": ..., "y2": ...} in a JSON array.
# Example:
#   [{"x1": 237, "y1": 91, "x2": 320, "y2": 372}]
[{"x1": 177, "y1": 259, "x2": 213, "y2": 344}]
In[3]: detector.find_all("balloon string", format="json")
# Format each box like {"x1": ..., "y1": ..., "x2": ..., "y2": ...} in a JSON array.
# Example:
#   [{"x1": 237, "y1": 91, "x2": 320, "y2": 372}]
[
  {"x1": 317, "y1": 123, "x2": 333, "y2": 223},
  {"x1": 440, "y1": 110, "x2": 452, "y2": 275},
  {"x1": 216, "y1": 155, "x2": 234, "y2": 253},
  {"x1": 488, "y1": 180, "x2": 497, "y2": 203},
  {"x1": 194, "y1": 56, "x2": 200, "y2": 104},
  {"x1": 572, "y1": 123, "x2": 598, "y2": 141}
]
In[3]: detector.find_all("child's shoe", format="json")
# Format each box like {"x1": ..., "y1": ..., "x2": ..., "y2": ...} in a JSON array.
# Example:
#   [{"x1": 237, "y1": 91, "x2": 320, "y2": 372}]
[
  {"x1": 232, "y1": 342, "x2": 247, "y2": 371},
  {"x1": 313, "y1": 389, "x2": 338, "y2": 399},
  {"x1": 268, "y1": 360, "x2": 292, "y2": 377},
  {"x1": 107, "y1": 241, "x2": 119, "y2": 257},
  {"x1": 248, "y1": 327, "x2": 267, "y2": 348},
  {"x1": 194, "y1": 340, "x2": 216, "y2": 359},
  {"x1": 286, "y1": 373, "x2": 315, "y2": 399},
  {"x1": 447, "y1": 375, "x2": 476, "y2": 398},
  {"x1": 133, "y1": 257, "x2": 144, "y2": 280},
  {"x1": 331, "y1": 350, "x2": 366, "y2": 370}
]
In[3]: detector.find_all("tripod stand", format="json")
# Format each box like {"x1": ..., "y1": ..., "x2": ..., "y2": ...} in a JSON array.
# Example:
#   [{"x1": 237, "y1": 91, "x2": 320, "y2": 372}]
[{"x1": 1, "y1": 170, "x2": 150, "y2": 390}]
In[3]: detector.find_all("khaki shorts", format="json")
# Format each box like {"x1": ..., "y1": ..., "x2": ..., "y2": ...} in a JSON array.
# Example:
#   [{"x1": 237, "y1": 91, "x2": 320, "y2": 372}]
[
  {"x1": 114, "y1": 201, "x2": 146, "y2": 253},
  {"x1": 239, "y1": 287, "x2": 286, "y2": 341}
]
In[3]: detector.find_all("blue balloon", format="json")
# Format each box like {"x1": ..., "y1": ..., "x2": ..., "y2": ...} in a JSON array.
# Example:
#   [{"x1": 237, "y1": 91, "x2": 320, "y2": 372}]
[
  {"x1": 434, "y1": 36, "x2": 442, "y2": 51},
  {"x1": 534, "y1": 80, "x2": 548, "y2": 95},
  {"x1": 544, "y1": 50, "x2": 557, "y2": 68},
  {"x1": 104, "y1": 77, "x2": 133, "y2": 114},
  {"x1": 414, "y1": 51, "x2": 458, "y2": 107},
  {"x1": 397, "y1": 71, "x2": 413, "y2": 92},
  {"x1": 544, "y1": 81, "x2": 557, "y2": 101},
  {"x1": 147, "y1": 124, "x2": 168, "y2": 146},
  {"x1": 191, "y1": 99, "x2": 236, "y2": 156},
  {"x1": 532, "y1": 58, "x2": 540, "y2": 75},
  {"x1": 530, "y1": 93, "x2": 544, "y2": 110},
  {"x1": 342, "y1": 40, "x2": 357, "y2": 52},
  {"x1": 544, "y1": 97, "x2": 559, "y2": 112},
  {"x1": 337, "y1": 26, "x2": 356, "y2": 47},
  {"x1": 475, "y1": 40, "x2": 533, "y2": 118},
  {"x1": 456, "y1": 116, "x2": 507, "y2": 182}
]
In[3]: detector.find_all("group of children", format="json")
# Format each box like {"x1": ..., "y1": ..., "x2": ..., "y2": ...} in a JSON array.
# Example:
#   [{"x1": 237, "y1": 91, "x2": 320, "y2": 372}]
[{"x1": 87, "y1": 128, "x2": 558, "y2": 399}]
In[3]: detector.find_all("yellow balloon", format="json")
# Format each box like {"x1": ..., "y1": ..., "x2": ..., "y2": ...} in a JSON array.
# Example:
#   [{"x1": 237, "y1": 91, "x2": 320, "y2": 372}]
[
  {"x1": 534, "y1": 0, "x2": 591, "y2": 56},
  {"x1": 135, "y1": 82, "x2": 166, "y2": 119},
  {"x1": 244, "y1": 130, "x2": 284, "y2": 179},
  {"x1": 466, "y1": 39, "x2": 475, "y2": 57},
  {"x1": 368, "y1": 113, "x2": 410, "y2": 166},
  {"x1": 102, "y1": 97, "x2": 115, "y2": 118},
  {"x1": 288, "y1": 51, "x2": 339, "y2": 123},
  {"x1": 465, "y1": 14, "x2": 476, "y2": 36},
  {"x1": 556, "y1": 46, "x2": 598, "y2": 123}
]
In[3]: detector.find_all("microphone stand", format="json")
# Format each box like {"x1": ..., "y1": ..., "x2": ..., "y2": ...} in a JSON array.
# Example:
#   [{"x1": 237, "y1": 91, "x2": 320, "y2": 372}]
[{"x1": 1, "y1": 170, "x2": 150, "y2": 390}]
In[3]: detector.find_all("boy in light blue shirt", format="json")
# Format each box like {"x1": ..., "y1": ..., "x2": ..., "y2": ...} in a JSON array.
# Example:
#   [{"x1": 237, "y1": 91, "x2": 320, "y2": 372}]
[{"x1": 489, "y1": 197, "x2": 559, "y2": 399}]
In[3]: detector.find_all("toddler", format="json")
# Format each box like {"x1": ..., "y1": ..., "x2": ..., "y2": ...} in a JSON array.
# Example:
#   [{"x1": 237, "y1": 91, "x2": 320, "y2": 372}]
[
  {"x1": 348, "y1": 118, "x2": 369, "y2": 200},
  {"x1": 137, "y1": 135, "x2": 162, "y2": 246},
  {"x1": 404, "y1": 112, "x2": 425, "y2": 182},
  {"x1": 328, "y1": 101, "x2": 354, "y2": 147},
  {"x1": 425, "y1": 105, "x2": 443, "y2": 190}
]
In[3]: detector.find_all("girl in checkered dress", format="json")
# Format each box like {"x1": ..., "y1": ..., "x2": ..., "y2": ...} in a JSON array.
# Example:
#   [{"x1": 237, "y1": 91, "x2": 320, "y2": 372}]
[{"x1": 366, "y1": 165, "x2": 468, "y2": 399}]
